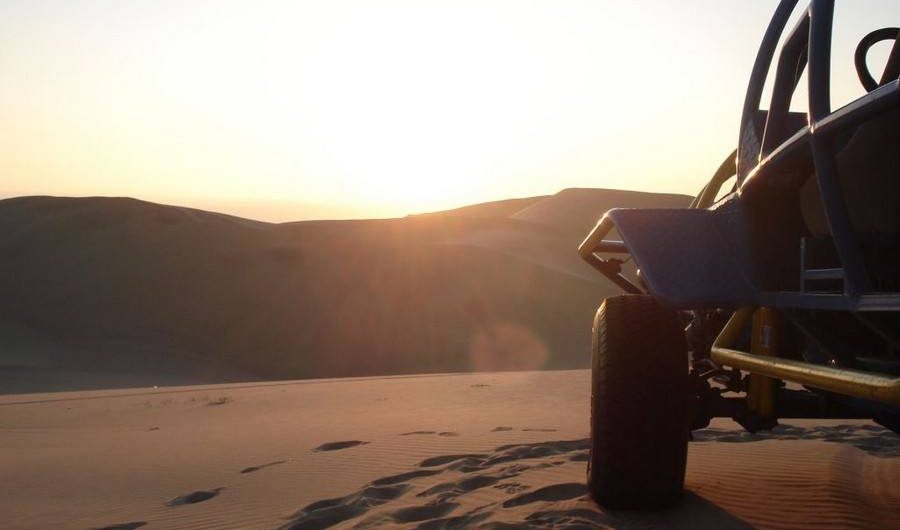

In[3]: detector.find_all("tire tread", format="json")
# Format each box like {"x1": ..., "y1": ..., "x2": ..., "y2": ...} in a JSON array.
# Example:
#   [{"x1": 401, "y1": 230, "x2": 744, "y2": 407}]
[{"x1": 587, "y1": 295, "x2": 688, "y2": 510}]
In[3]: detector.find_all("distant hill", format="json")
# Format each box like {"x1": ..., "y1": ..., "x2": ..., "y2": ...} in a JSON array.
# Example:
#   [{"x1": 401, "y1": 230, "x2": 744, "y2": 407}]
[
  {"x1": 411, "y1": 196, "x2": 548, "y2": 219},
  {"x1": 0, "y1": 190, "x2": 690, "y2": 392},
  {"x1": 512, "y1": 188, "x2": 691, "y2": 243}
]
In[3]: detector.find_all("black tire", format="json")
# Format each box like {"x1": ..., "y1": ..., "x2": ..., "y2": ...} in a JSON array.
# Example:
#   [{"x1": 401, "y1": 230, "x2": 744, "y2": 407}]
[{"x1": 587, "y1": 295, "x2": 689, "y2": 510}]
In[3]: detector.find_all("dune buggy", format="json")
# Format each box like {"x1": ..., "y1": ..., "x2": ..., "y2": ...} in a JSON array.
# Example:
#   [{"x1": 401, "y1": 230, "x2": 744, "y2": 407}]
[{"x1": 579, "y1": 0, "x2": 900, "y2": 510}]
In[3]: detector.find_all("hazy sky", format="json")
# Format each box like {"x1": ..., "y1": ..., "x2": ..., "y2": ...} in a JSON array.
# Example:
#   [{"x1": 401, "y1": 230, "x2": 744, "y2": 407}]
[{"x1": 2, "y1": 1, "x2": 898, "y2": 220}]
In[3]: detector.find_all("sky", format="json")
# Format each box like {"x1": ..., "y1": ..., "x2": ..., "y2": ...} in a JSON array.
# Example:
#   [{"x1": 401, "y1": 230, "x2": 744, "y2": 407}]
[{"x1": 1, "y1": 1, "x2": 898, "y2": 221}]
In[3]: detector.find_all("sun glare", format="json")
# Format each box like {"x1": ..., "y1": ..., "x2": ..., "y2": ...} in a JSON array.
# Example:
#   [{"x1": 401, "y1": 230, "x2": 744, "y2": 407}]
[
  {"x1": 252, "y1": 1, "x2": 610, "y2": 213},
  {"x1": 2, "y1": 0, "x2": 739, "y2": 219},
  {"x1": 4, "y1": 1, "x2": 895, "y2": 220}
]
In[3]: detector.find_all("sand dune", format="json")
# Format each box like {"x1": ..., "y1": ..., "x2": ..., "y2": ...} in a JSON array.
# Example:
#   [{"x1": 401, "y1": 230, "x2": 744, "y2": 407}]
[
  {"x1": 1, "y1": 370, "x2": 896, "y2": 530},
  {"x1": 0, "y1": 190, "x2": 686, "y2": 392},
  {"x1": 511, "y1": 188, "x2": 689, "y2": 243}
]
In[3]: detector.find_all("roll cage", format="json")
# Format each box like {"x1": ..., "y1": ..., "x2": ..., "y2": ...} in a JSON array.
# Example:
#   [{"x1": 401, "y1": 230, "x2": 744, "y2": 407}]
[
  {"x1": 579, "y1": 0, "x2": 900, "y2": 312},
  {"x1": 577, "y1": 0, "x2": 900, "y2": 422}
]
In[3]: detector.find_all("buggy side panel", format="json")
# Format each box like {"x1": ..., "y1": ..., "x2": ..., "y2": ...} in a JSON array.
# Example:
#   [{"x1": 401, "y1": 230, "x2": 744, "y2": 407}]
[{"x1": 607, "y1": 202, "x2": 759, "y2": 308}]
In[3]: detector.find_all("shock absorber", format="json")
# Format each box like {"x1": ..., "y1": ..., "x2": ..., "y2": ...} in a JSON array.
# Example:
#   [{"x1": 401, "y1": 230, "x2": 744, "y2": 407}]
[{"x1": 748, "y1": 307, "x2": 779, "y2": 422}]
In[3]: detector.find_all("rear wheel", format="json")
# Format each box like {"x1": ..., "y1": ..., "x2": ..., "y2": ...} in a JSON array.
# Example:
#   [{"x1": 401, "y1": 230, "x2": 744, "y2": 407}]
[{"x1": 587, "y1": 295, "x2": 689, "y2": 510}]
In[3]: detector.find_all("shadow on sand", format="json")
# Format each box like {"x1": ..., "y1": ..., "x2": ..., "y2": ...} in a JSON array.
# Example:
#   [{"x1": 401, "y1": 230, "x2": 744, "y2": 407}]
[
  {"x1": 275, "y1": 423, "x2": 896, "y2": 529},
  {"x1": 276, "y1": 436, "x2": 782, "y2": 530},
  {"x1": 693, "y1": 423, "x2": 899, "y2": 457}
]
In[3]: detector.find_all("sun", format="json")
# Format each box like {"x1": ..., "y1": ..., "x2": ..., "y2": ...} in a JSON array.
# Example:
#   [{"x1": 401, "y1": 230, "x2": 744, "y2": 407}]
[{"x1": 249, "y1": 1, "x2": 607, "y2": 215}]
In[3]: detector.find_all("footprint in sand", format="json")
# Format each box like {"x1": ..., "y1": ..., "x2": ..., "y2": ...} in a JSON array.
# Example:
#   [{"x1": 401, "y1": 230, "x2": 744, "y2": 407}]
[
  {"x1": 240, "y1": 460, "x2": 287, "y2": 474},
  {"x1": 279, "y1": 484, "x2": 409, "y2": 530},
  {"x1": 166, "y1": 488, "x2": 223, "y2": 507},
  {"x1": 412, "y1": 510, "x2": 491, "y2": 530},
  {"x1": 693, "y1": 424, "x2": 900, "y2": 457},
  {"x1": 501, "y1": 483, "x2": 587, "y2": 508},
  {"x1": 93, "y1": 523, "x2": 146, "y2": 530},
  {"x1": 418, "y1": 454, "x2": 488, "y2": 468},
  {"x1": 416, "y1": 440, "x2": 591, "y2": 472},
  {"x1": 494, "y1": 482, "x2": 530, "y2": 494},
  {"x1": 390, "y1": 500, "x2": 459, "y2": 523},
  {"x1": 291, "y1": 438, "x2": 595, "y2": 530},
  {"x1": 313, "y1": 440, "x2": 369, "y2": 452},
  {"x1": 371, "y1": 469, "x2": 442, "y2": 486},
  {"x1": 491, "y1": 426, "x2": 514, "y2": 432},
  {"x1": 522, "y1": 508, "x2": 616, "y2": 528},
  {"x1": 417, "y1": 473, "x2": 506, "y2": 500}
]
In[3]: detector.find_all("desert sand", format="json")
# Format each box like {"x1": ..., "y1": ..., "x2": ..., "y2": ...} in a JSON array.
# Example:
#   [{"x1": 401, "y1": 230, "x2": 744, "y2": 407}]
[{"x1": 2, "y1": 369, "x2": 897, "y2": 530}]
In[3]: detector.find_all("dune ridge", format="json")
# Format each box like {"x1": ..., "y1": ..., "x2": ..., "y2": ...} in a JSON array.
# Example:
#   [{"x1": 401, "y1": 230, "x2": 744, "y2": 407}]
[{"x1": 0, "y1": 189, "x2": 688, "y2": 392}]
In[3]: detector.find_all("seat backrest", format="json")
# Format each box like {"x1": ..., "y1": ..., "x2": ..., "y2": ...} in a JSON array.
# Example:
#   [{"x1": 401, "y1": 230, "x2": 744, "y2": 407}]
[
  {"x1": 800, "y1": 31, "x2": 900, "y2": 237},
  {"x1": 800, "y1": 106, "x2": 900, "y2": 237}
]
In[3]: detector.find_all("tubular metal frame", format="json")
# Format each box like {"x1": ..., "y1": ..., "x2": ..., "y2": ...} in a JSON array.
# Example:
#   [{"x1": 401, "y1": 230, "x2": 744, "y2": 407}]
[
  {"x1": 580, "y1": 0, "x2": 900, "y2": 307},
  {"x1": 712, "y1": 307, "x2": 900, "y2": 407},
  {"x1": 578, "y1": 0, "x2": 900, "y2": 414}
]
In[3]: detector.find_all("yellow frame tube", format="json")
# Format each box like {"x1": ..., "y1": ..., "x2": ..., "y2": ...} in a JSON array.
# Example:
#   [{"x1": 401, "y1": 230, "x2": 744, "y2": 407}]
[
  {"x1": 712, "y1": 307, "x2": 900, "y2": 407},
  {"x1": 693, "y1": 149, "x2": 738, "y2": 209},
  {"x1": 748, "y1": 307, "x2": 778, "y2": 417}
]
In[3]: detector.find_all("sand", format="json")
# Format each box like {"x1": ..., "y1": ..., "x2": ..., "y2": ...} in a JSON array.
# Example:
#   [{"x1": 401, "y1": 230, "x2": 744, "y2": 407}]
[{"x1": 1, "y1": 370, "x2": 897, "y2": 530}]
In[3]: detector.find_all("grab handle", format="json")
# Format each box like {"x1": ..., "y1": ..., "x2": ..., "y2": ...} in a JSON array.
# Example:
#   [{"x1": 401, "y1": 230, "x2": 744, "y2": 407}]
[
  {"x1": 578, "y1": 214, "x2": 642, "y2": 294},
  {"x1": 578, "y1": 215, "x2": 626, "y2": 259}
]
